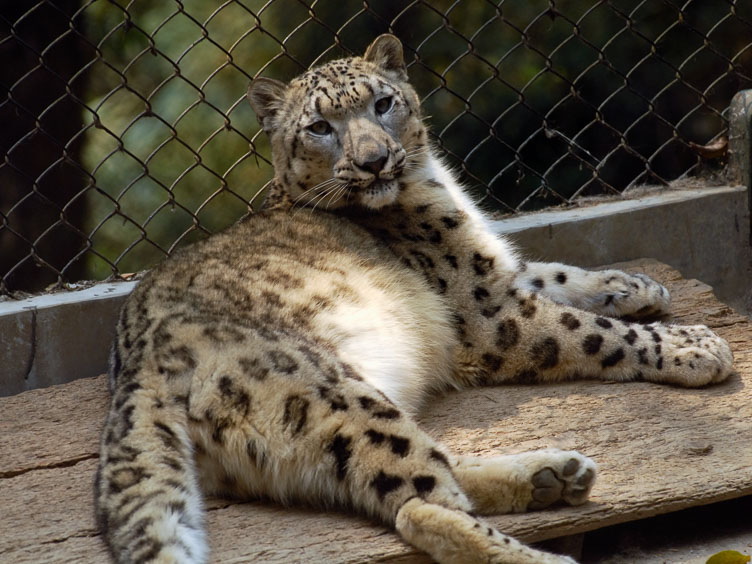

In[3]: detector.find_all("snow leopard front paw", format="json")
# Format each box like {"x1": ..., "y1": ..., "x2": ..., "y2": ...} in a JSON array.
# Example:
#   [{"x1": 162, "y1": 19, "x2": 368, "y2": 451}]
[{"x1": 587, "y1": 270, "x2": 671, "y2": 320}]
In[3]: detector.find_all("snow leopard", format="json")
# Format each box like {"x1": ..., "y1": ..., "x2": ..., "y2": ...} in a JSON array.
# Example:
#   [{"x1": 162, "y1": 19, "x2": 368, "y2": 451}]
[{"x1": 95, "y1": 34, "x2": 734, "y2": 564}]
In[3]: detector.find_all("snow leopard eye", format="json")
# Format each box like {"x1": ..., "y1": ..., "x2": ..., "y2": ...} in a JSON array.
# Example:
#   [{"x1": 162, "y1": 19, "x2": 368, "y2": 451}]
[
  {"x1": 307, "y1": 120, "x2": 332, "y2": 136},
  {"x1": 374, "y1": 96, "x2": 393, "y2": 115}
]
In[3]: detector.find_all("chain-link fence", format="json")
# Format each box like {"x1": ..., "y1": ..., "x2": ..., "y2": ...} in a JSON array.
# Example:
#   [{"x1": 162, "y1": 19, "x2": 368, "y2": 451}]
[{"x1": 2, "y1": 0, "x2": 751, "y2": 296}]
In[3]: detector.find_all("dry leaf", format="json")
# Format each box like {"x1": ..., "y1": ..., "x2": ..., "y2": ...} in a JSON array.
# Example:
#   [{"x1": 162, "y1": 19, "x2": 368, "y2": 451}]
[{"x1": 689, "y1": 136, "x2": 728, "y2": 159}]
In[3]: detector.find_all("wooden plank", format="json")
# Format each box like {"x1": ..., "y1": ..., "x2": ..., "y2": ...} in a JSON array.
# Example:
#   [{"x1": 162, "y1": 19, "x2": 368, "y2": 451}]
[
  {"x1": 1, "y1": 459, "x2": 104, "y2": 561},
  {"x1": 0, "y1": 375, "x2": 105, "y2": 476},
  {"x1": 1, "y1": 260, "x2": 751, "y2": 563}
]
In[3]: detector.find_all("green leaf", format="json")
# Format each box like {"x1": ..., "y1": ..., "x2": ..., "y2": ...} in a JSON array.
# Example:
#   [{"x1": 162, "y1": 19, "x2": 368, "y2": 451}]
[{"x1": 706, "y1": 550, "x2": 751, "y2": 564}]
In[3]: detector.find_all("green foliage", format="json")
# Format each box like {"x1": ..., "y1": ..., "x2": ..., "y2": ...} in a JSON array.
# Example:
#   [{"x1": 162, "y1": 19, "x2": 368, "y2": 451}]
[{"x1": 82, "y1": 0, "x2": 277, "y2": 277}]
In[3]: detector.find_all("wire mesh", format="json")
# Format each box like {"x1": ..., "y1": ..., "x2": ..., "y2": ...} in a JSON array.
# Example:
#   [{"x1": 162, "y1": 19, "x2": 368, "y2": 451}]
[{"x1": 2, "y1": 0, "x2": 751, "y2": 295}]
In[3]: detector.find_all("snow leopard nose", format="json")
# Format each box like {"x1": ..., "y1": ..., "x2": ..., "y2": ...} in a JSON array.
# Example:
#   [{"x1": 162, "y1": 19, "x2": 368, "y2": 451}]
[{"x1": 356, "y1": 155, "x2": 387, "y2": 175}]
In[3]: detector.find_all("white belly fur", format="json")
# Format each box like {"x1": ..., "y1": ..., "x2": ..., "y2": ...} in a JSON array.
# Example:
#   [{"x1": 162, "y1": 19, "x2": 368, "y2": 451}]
[{"x1": 312, "y1": 266, "x2": 457, "y2": 414}]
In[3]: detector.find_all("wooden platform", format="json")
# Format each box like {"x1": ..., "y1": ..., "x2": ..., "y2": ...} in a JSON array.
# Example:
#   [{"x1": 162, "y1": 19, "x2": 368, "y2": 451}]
[{"x1": 2, "y1": 260, "x2": 751, "y2": 563}]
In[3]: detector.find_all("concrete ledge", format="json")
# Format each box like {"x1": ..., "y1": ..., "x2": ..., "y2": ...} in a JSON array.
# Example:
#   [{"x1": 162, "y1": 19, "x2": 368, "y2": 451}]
[
  {"x1": 0, "y1": 281, "x2": 137, "y2": 396},
  {"x1": 0, "y1": 185, "x2": 750, "y2": 396},
  {"x1": 495, "y1": 185, "x2": 751, "y2": 311}
]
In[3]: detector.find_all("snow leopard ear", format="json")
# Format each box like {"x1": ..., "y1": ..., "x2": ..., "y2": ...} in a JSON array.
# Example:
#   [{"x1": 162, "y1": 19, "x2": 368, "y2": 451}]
[
  {"x1": 364, "y1": 34, "x2": 408, "y2": 80},
  {"x1": 247, "y1": 77, "x2": 287, "y2": 131}
]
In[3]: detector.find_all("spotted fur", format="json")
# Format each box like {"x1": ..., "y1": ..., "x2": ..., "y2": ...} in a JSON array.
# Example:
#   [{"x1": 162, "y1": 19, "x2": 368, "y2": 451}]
[{"x1": 95, "y1": 35, "x2": 734, "y2": 564}]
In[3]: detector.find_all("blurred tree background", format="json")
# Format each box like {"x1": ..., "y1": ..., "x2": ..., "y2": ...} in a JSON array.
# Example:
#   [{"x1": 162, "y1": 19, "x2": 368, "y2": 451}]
[{"x1": 1, "y1": 0, "x2": 751, "y2": 293}]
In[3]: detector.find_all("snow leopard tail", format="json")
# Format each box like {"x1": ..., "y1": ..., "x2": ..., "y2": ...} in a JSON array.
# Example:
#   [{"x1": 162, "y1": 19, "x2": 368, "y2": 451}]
[{"x1": 95, "y1": 362, "x2": 207, "y2": 564}]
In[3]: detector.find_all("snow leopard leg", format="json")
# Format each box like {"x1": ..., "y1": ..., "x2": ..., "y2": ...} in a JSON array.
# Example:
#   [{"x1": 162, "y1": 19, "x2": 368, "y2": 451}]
[
  {"x1": 396, "y1": 498, "x2": 577, "y2": 564},
  {"x1": 458, "y1": 287, "x2": 733, "y2": 388},
  {"x1": 514, "y1": 261, "x2": 670, "y2": 319},
  {"x1": 189, "y1": 333, "x2": 579, "y2": 564}
]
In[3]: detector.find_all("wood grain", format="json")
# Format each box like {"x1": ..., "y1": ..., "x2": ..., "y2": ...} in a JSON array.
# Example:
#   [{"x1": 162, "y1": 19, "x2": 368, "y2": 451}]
[{"x1": 1, "y1": 260, "x2": 750, "y2": 563}]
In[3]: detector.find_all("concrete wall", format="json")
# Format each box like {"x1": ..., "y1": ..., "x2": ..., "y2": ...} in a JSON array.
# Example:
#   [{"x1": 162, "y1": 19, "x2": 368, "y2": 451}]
[
  {"x1": 0, "y1": 282, "x2": 136, "y2": 395},
  {"x1": 0, "y1": 185, "x2": 750, "y2": 396}
]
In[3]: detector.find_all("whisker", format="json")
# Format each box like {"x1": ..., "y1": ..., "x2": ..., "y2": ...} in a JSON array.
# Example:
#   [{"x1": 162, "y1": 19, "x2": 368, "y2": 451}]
[
  {"x1": 293, "y1": 186, "x2": 330, "y2": 215},
  {"x1": 405, "y1": 149, "x2": 429, "y2": 161},
  {"x1": 310, "y1": 184, "x2": 341, "y2": 214},
  {"x1": 317, "y1": 184, "x2": 340, "y2": 211},
  {"x1": 325, "y1": 183, "x2": 348, "y2": 209},
  {"x1": 297, "y1": 177, "x2": 340, "y2": 196},
  {"x1": 293, "y1": 178, "x2": 338, "y2": 204},
  {"x1": 291, "y1": 179, "x2": 342, "y2": 212},
  {"x1": 325, "y1": 182, "x2": 348, "y2": 204},
  {"x1": 335, "y1": 183, "x2": 351, "y2": 206},
  {"x1": 406, "y1": 146, "x2": 429, "y2": 156},
  {"x1": 404, "y1": 148, "x2": 429, "y2": 170},
  {"x1": 295, "y1": 189, "x2": 330, "y2": 215},
  {"x1": 302, "y1": 181, "x2": 347, "y2": 215}
]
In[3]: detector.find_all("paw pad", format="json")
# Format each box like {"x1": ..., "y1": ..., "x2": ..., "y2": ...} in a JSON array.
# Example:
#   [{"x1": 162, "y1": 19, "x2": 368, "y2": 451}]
[
  {"x1": 529, "y1": 468, "x2": 564, "y2": 509},
  {"x1": 526, "y1": 452, "x2": 596, "y2": 511},
  {"x1": 562, "y1": 458, "x2": 580, "y2": 477}
]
